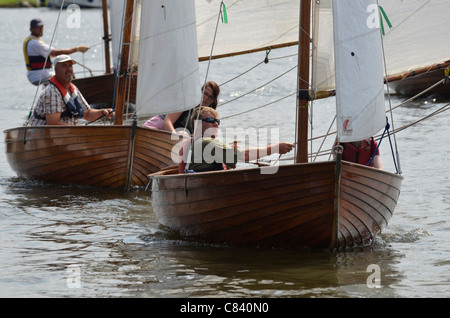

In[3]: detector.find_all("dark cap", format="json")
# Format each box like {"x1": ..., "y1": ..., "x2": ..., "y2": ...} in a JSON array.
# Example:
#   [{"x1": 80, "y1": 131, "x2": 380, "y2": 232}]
[{"x1": 30, "y1": 18, "x2": 43, "y2": 28}]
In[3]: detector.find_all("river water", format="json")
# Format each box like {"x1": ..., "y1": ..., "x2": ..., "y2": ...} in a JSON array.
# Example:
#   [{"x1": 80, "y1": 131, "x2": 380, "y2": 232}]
[{"x1": 0, "y1": 7, "x2": 449, "y2": 300}]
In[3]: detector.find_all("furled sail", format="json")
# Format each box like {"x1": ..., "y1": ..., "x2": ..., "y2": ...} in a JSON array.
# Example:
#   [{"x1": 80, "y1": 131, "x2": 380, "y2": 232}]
[
  {"x1": 136, "y1": 0, "x2": 201, "y2": 117},
  {"x1": 333, "y1": 0, "x2": 385, "y2": 142}
]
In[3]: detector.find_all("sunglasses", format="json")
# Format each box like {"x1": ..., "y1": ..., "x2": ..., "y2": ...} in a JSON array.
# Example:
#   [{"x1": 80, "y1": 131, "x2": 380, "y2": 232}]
[{"x1": 202, "y1": 117, "x2": 220, "y2": 125}]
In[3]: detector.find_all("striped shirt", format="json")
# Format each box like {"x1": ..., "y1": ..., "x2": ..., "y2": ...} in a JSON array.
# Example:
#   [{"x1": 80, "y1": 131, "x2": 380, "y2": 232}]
[{"x1": 29, "y1": 83, "x2": 90, "y2": 126}]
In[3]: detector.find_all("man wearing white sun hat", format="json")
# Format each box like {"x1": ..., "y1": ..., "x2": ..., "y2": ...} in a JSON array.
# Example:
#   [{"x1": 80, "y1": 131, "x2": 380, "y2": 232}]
[{"x1": 29, "y1": 55, "x2": 114, "y2": 126}]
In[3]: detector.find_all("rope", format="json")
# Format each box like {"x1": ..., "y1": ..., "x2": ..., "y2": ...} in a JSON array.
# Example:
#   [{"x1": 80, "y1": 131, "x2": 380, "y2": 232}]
[
  {"x1": 266, "y1": 103, "x2": 450, "y2": 164},
  {"x1": 219, "y1": 60, "x2": 265, "y2": 87},
  {"x1": 220, "y1": 91, "x2": 296, "y2": 120},
  {"x1": 365, "y1": 118, "x2": 387, "y2": 165},
  {"x1": 217, "y1": 50, "x2": 297, "y2": 88},
  {"x1": 111, "y1": 0, "x2": 128, "y2": 113},
  {"x1": 219, "y1": 65, "x2": 297, "y2": 108},
  {"x1": 379, "y1": 0, "x2": 402, "y2": 174},
  {"x1": 185, "y1": 0, "x2": 224, "y2": 172}
]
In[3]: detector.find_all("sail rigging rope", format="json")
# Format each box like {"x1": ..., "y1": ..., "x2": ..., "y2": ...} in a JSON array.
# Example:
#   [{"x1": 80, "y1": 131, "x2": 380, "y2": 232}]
[
  {"x1": 276, "y1": 102, "x2": 450, "y2": 163},
  {"x1": 365, "y1": 118, "x2": 397, "y2": 172},
  {"x1": 219, "y1": 64, "x2": 297, "y2": 108},
  {"x1": 218, "y1": 51, "x2": 298, "y2": 87},
  {"x1": 111, "y1": 0, "x2": 128, "y2": 116},
  {"x1": 185, "y1": 0, "x2": 225, "y2": 172}
]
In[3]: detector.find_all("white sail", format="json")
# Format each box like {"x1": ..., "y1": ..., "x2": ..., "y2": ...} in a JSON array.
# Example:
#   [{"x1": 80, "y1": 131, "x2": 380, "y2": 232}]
[
  {"x1": 313, "y1": 0, "x2": 450, "y2": 91},
  {"x1": 312, "y1": 0, "x2": 335, "y2": 93},
  {"x1": 109, "y1": 0, "x2": 123, "y2": 69},
  {"x1": 136, "y1": 0, "x2": 201, "y2": 116},
  {"x1": 195, "y1": 0, "x2": 300, "y2": 59},
  {"x1": 109, "y1": 0, "x2": 140, "y2": 69},
  {"x1": 110, "y1": 0, "x2": 300, "y2": 66},
  {"x1": 333, "y1": 0, "x2": 385, "y2": 142},
  {"x1": 379, "y1": 0, "x2": 450, "y2": 77}
]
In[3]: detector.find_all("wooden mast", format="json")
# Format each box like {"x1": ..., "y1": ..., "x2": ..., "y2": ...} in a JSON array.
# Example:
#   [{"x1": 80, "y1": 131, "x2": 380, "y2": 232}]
[
  {"x1": 114, "y1": 0, "x2": 135, "y2": 125},
  {"x1": 101, "y1": 0, "x2": 111, "y2": 74},
  {"x1": 296, "y1": 0, "x2": 311, "y2": 163}
]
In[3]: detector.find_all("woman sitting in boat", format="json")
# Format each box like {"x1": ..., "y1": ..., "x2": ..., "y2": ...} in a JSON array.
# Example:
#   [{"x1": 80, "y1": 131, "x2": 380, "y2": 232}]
[
  {"x1": 337, "y1": 138, "x2": 382, "y2": 169},
  {"x1": 143, "y1": 81, "x2": 220, "y2": 135},
  {"x1": 178, "y1": 106, "x2": 295, "y2": 173}
]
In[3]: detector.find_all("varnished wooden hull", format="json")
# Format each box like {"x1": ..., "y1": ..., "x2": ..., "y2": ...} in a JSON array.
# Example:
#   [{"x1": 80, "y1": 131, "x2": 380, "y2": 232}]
[
  {"x1": 72, "y1": 73, "x2": 137, "y2": 107},
  {"x1": 4, "y1": 125, "x2": 179, "y2": 189},
  {"x1": 387, "y1": 61, "x2": 450, "y2": 97},
  {"x1": 150, "y1": 161, "x2": 403, "y2": 250}
]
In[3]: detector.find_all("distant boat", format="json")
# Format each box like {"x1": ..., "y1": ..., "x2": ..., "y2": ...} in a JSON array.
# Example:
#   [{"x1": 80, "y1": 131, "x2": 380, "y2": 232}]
[
  {"x1": 387, "y1": 60, "x2": 450, "y2": 98},
  {"x1": 149, "y1": 0, "x2": 403, "y2": 250},
  {"x1": 4, "y1": 0, "x2": 199, "y2": 189},
  {"x1": 381, "y1": 0, "x2": 450, "y2": 97}
]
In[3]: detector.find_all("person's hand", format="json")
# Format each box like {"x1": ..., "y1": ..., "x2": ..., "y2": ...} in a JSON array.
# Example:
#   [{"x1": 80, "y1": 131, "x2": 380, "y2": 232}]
[
  {"x1": 277, "y1": 142, "x2": 295, "y2": 155},
  {"x1": 102, "y1": 108, "x2": 114, "y2": 118},
  {"x1": 176, "y1": 129, "x2": 191, "y2": 139},
  {"x1": 76, "y1": 45, "x2": 90, "y2": 53}
]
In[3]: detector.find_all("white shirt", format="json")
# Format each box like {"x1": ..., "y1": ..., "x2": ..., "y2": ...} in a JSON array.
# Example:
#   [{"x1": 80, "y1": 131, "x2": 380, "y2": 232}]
[{"x1": 25, "y1": 36, "x2": 54, "y2": 85}]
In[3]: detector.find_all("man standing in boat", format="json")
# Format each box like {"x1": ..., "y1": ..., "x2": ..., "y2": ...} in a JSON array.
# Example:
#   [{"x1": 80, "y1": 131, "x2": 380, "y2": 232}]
[
  {"x1": 23, "y1": 18, "x2": 90, "y2": 86},
  {"x1": 29, "y1": 55, "x2": 114, "y2": 126}
]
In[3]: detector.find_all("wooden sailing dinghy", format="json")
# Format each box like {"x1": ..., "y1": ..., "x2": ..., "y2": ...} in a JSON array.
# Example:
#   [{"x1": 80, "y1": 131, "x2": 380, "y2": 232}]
[
  {"x1": 151, "y1": 160, "x2": 402, "y2": 249},
  {"x1": 380, "y1": 0, "x2": 450, "y2": 97},
  {"x1": 4, "y1": 0, "x2": 200, "y2": 189},
  {"x1": 387, "y1": 61, "x2": 450, "y2": 98},
  {"x1": 150, "y1": 0, "x2": 403, "y2": 250}
]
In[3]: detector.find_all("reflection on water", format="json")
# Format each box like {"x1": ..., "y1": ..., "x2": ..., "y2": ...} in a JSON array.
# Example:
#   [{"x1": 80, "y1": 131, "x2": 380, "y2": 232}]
[{"x1": 1, "y1": 165, "x2": 449, "y2": 298}]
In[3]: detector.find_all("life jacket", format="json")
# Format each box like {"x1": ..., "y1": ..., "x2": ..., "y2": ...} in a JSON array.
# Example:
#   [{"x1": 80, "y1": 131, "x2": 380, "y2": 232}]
[
  {"x1": 23, "y1": 37, "x2": 52, "y2": 71},
  {"x1": 178, "y1": 139, "x2": 228, "y2": 173},
  {"x1": 48, "y1": 76, "x2": 84, "y2": 118},
  {"x1": 341, "y1": 138, "x2": 377, "y2": 167}
]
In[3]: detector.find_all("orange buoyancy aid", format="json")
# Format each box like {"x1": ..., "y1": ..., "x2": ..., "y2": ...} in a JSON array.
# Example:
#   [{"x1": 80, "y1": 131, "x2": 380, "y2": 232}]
[
  {"x1": 23, "y1": 37, "x2": 52, "y2": 71},
  {"x1": 48, "y1": 76, "x2": 84, "y2": 118},
  {"x1": 341, "y1": 138, "x2": 379, "y2": 167}
]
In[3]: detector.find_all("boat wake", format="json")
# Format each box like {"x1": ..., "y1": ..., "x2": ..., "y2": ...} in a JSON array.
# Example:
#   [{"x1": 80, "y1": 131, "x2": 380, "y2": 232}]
[{"x1": 379, "y1": 226, "x2": 432, "y2": 244}]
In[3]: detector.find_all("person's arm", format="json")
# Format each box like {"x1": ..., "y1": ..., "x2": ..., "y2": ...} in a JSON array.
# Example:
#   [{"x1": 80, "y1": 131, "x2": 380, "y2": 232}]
[
  {"x1": 83, "y1": 108, "x2": 114, "y2": 122},
  {"x1": 370, "y1": 138, "x2": 382, "y2": 169},
  {"x1": 43, "y1": 86, "x2": 70, "y2": 125},
  {"x1": 242, "y1": 142, "x2": 294, "y2": 162},
  {"x1": 163, "y1": 112, "x2": 183, "y2": 133},
  {"x1": 371, "y1": 155, "x2": 383, "y2": 169},
  {"x1": 49, "y1": 46, "x2": 90, "y2": 57},
  {"x1": 45, "y1": 112, "x2": 70, "y2": 125}
]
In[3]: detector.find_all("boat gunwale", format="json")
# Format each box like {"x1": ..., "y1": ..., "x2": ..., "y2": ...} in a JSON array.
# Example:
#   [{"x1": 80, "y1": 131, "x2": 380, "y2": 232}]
[{"x1": 151, "y1": 159, "x2": 403, "y2": 182}]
